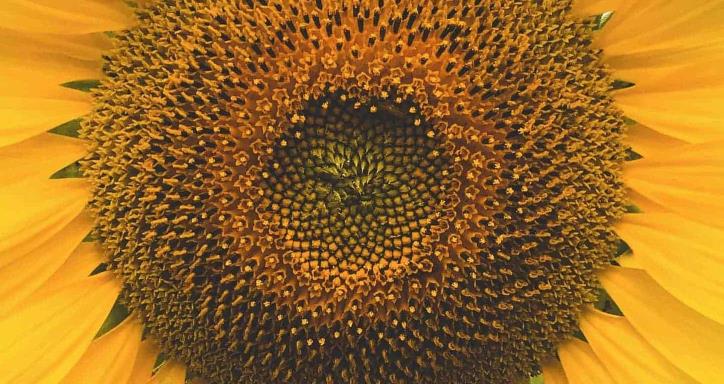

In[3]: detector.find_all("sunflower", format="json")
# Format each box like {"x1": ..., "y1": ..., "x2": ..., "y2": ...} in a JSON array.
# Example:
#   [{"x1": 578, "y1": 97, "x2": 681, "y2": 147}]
[{"x1": 1, "y1": 0, "x2": 722, "y2": 383}]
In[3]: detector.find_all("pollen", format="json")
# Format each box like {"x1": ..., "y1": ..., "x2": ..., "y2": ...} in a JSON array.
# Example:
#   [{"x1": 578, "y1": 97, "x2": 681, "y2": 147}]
[{"x1": 82, "y1": 1, "x2": 625, "y2": 383}]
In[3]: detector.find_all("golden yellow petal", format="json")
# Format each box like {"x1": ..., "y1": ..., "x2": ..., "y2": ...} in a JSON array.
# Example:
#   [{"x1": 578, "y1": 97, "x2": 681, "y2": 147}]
[
  {"x1": 541, "y1": 358, "x2": 569, "y2": 384},
  {"x1": 0, "y1": 178, "x2": 89, "y2": 256},
  {"x1": 614, "y1": 86, "x2": 724, "y2": 143},
  {"x1": 127, "y1": 339, "x2": 162, "y2": 384},
  {"x1": 0, "y1": 93, "x2": 91, "y2": 147},
  {"x1": 0, "y1": 29, "x2": 108, "y2": 147},
  {"x1": 60, "y1": 317, "x2": 144, "y2": 384},
  {"x1": 624, "y1": 140, "x2": 724, "y2": 229},
  {"x1": 595, "y1": 1, "x2": 724, "y2": 142},
  {"x1": 0, "y1": 272, "x2": 120, "y2": 383},
  {"x1": 624, "y1": 123, "x2": 686, "y2": 158},
  {"x1": 0, "y1": 212, "x2": 92, "y2": 316},
  {"x1": 557, "y1": 338, "x2": 615, "y2": 384},
  {"x1": 0, "y1": 132, "x2": 86, "y2": 184},
  {"x1": 30, "y1": 242, "x2": 106, "y2": 295},
  {"x1": 0, "y1": 29, "x2": 109, "y2": 98},
  {"x1": 579, "y1": 308, "x2": 696, "y2": 383},
  {"x1": 597, "y1": 1, "x2": 724, "y2": 60},
  {"x1": 599, "y1": 266, "x2": 724, "y2": 383},
  {"x1": 0, "y1": 0, "x2": 136, "y2": 34},
  {"x1": 616, "y1": 213, "x2": 724, "y2": 324},
  {"x1": 147, "y1": 360, "x2": 187, "y2": 384},
  {"x1": 0, "y1": 28, "x2": 111, "y2": 61},
  {"x1": 624, "y1": 141, "x2": 724, "y2": 228}
]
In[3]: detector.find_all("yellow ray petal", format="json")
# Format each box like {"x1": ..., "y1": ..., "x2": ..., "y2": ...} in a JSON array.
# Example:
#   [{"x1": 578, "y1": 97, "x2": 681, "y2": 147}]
[
  {"x1": 579, "y1": 308, "x2": 697, "y2": 383},
  {"x1": 0, "y1": 92, "x2": 91, "y2": 147},
  {"x1": 0, "y1": 272, "x2": 120, "y2": 383},
  {"x1": 616, "y1": 213, "x2": 724, "y2": 324},
  {"x1": 0, "y1": 29, "x2": 109, "y2": 97},
  {"x1": 624, "y1": 140, "x2": 724, "y2": 229},
  {"x1": 599, "y1": 266, "x2": 724, "y2": 383},
  {"x1": 147, "y1": 360, "x2": 187, "y2": 384},
  {"x1": 127, "y1": 339, "x2": 161, "y2": 384},
  {"x1": 614, "y1": 85, "x2": 724, "y2": 143},
  {"x1": 597, "y1": 1, "x2": 724, "y2": 60},
  {"x1": 0, "y1": 28, "x2": 111, "y2": 62},
  {"x1": 624, "y1": 123, "x2": 686, "y2": 158},
  {"x1": 0, "y1": 0, "x2": 136, "y2": 34},
  {"x1": 0, "y1": 178, "x2": 89, "y2": 256},
  {"x1": 595, "y1": 1, "x2": 724, "y2": 142},
  {"x1": 60, "y1": 317, "x2": 143, "y2": 384},
  {"x1": 541, "y1": 358, "x2": 569, "y2": 384},
  {"x1": 0, "y1": 212, "x2": 92, "y2": 315},
  {"x1": 0, "y1": 132, "x2": 86, "y2": 185},
  {"x1": 557, "y1": 338, "x2": 615, "y2": 384},
  {"x1": 30, "y1": 242, "x2": 106, "y2": 297}
]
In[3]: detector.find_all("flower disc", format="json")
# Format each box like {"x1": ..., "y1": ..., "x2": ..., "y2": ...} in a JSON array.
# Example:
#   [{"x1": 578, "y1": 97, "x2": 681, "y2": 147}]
[{"x1": 82, "y1": 1, "x2": 625, "y2": 383}]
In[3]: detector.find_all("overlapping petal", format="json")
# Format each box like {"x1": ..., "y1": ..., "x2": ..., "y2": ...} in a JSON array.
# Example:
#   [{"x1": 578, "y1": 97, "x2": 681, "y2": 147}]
[
  {"x1": 0, "y1": 0, "x2": 136, "y2": 35},
  {"x1": 599, "y1": 266, "x2": 724, "y2": 383},
  {"x1": 624, "y1": 141, "x2": 724, "y2": 229},
  {"x1": 0, "y1": 270, "x2": 120, "y2": 382},
  {"x1": 128, "y1": 339, "x2": 162, "y2": 384},
  {"x1": 60, "y1": 317, "x2": 144, "y2": 384},
  {"x1": 579, "y1": 308, "x2": 696, "y2": 383},
  {"x1": 541, "y1": 358, "x2": 569, "y2": 384},
  {"x1": 0, "y1": 177, "x2": 89, "y2": 258},
  {"x1": 0, "y1": 213, "x2": 93, "y2": 315},
  {"x1": 585, "y1": 0, "x2": 724, "y2": 142},
  {"x1": 616, "y1": 213, "x2": 724, "y2": 324},
  {"x1": 557, "y1": 338, "x2": 615, "y2": 384}
]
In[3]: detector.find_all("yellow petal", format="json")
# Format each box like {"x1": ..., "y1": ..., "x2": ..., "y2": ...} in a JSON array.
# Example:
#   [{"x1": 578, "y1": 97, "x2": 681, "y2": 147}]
[
  {"x1": 0, "y1": 272, "x2": 120, "y2": 383},
  {"x1": 60, "y1": 317, "x2": 144, "y2": 384},
  {"x1": 557, "y1": 338, "x2": 615, "y2": 384},
  {"x1": 597, "y1": 1, "x2": 724, "y2": 60},
  {"x1": 127, "y1": 339, "x2": 161, "y2": 384},
  {"x1": 541, "y1": 358, "x2": 569, "y2": 384},
  {"x1": 0, "y1": 29, "x2": 107, "y2": 147},
  {"x1": 599, "y1": 266, "x2": 724, "y2": 383},
  {"x1": 30, "y1": 241, "x2": 106, "y2": 297},
  {"x1": 616, "y1": 213, "x2": 724, "y2": 324},
  {"x1": 579, "y1": 308, "x2": 697, "y2": 383},
  {"x1": 0, "y1": 132, "x2": 86, "y2": 185},
  {"x1": 147, "y1": 361, "x2": 187, "y2": 384},
  {"x1": 614, "y1": 85, "x2": 724, "y2": 143},
  {"x1": 624, "y1": 140, "x2": 724, "y2": 229},
  {"x1": 0, "y1": 178, "x2": 89, "y2": 256},
  {"x1": 0, "y1": 28, "x2": 111, "y2": 62},
  {"x1": 596, "y1": 1, "x2": 724, "y2": 142},
  {"x1": 0, "y1": 0, "x2": 136, "y2": 34},
  {"x1": 0, "y1": 212, "x2": 92, "y2": 316},
  {"x1": 624, "y1": 123, "x2": 686, "y2": 158},
  {"x1": 0, "y1": 29, "x2": 108, "y2": 99},
  {"x1": 0, "y1": 93, "x2": 91, "y2": 147}
]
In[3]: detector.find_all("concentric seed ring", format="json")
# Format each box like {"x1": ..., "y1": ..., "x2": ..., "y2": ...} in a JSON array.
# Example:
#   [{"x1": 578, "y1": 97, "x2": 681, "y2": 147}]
[
  {"x1": 82, "y1": 1, "x2": 626, "y2": 383},
  {"x1": 255, "y1": 92, "x2": 455, "y2": 312}
]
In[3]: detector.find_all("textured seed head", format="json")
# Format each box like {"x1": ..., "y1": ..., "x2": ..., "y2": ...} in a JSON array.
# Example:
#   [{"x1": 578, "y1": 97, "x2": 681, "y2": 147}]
[{"x1": 82, "y1": 1, "x2": 625, "y2": 383}]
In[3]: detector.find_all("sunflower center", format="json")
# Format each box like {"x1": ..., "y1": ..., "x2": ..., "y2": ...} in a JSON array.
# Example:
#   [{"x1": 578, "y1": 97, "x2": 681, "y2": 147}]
[
  {"x1": 82, "y1": 1, "x2": 626, "y2": 383},
  {"x1": 257, "y1": 93, "x2": 450, "y2": 302}
]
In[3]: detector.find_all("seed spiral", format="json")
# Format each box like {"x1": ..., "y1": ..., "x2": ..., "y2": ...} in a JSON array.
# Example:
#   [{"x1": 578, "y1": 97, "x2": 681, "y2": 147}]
[{"x1": 82, "y1": 1, "x2": 626, "y2": 383}]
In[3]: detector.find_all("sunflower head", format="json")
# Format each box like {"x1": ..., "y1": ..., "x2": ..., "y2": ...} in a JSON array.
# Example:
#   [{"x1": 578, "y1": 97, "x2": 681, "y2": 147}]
[
  {"x1": 80, "y1": 1, "x2": 624, "y2": 382},
  {"x1": 9, "y1": 0, "x2": 721, "y2": 384}
]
